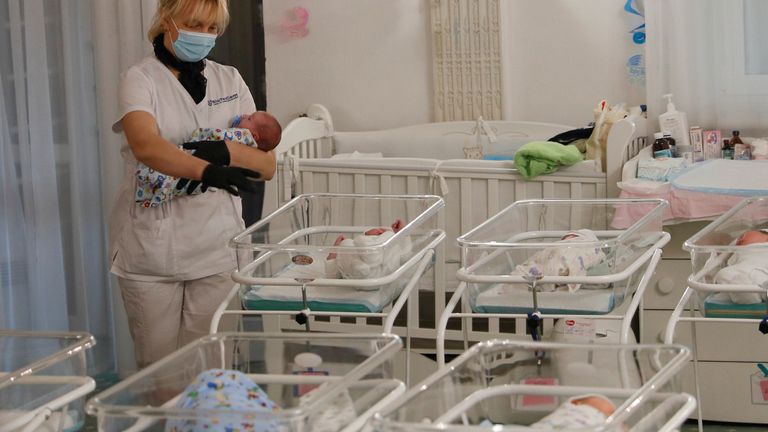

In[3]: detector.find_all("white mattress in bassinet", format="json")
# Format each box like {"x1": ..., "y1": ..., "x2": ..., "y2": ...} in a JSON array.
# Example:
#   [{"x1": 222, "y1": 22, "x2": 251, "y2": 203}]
[
  {"x1": 241, "y1": 252, "x2": 406, "y2": 313},
  {"x1": 473, "y1": 285, "x2": 615, "y2": 315}
]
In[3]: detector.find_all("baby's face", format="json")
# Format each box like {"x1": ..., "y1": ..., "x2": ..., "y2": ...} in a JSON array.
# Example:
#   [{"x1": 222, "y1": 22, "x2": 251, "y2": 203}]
[
  {"x1": 736, "y1": 230, "x2": 768, "y2": 246},
  {"x1": 236, "y1": 112, "x2": 281, "y2": 151}
]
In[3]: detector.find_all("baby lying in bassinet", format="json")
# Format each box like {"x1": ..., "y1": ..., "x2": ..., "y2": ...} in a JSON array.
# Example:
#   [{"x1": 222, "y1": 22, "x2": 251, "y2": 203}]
[
  {"x1": 165, "y1": 369, "x2": 356, "y2": 432},
  {"x1": 324, "y1": 219, "x2": 412, "y2": 286},
  {"x1": 509, "y1": 229, "x2": 606, "y2": 293},
  {"x1": 713, "y1": 229, "x2": 768, "y2": 304},
  {"x1": 481, "y1": 394, "x2": 616, "y2": 430},
  {"x1": 136, "y1": 111, "x2": 282, "y2": 208}
]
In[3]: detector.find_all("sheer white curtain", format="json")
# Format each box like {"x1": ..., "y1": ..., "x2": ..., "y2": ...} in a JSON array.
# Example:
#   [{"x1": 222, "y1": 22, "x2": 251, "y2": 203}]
[
  {"x1": 0, "y1": 0, "x2": 156, "y2": 373},
  {"x1": 92, "y1": 0, "x2": 156, "y2": 375},
  {"x1": 645, "y1": 0, "x2": 768, "y2": 134}
]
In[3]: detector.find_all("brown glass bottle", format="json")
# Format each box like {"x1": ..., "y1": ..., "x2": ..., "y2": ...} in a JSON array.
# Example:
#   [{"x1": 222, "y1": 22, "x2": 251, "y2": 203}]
[
  {"x1": 652, "y1": 132, "x2": 672, "y2": 158},
  {"x1": 731, "y1": 130, "x2": 752, "y2": 160},
  {"x1": 721, "y1": 139, "x2": 734, "y2": 159}
]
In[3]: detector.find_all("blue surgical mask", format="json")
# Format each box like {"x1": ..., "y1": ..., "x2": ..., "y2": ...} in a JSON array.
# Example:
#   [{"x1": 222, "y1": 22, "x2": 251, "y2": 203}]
[{"x1": 171, "y1": 18, "x2": 216, "y2": 62}]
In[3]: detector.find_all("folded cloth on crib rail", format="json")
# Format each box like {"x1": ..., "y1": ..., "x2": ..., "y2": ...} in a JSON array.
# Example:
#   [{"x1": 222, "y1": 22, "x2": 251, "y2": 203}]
[{"x1": 513, "y1": 142, "x2": 584, "y2": 179}]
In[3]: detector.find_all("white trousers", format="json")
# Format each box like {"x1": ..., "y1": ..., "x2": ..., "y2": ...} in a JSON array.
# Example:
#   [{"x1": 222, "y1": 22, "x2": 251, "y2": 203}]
[{"x1": 118, "y1": 271, "x2": 236, "y2": 369}]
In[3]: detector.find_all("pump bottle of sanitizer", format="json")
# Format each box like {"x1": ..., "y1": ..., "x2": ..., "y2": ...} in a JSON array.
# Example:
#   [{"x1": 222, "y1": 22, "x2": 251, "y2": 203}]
[{"x1": 658, "y1": 94, "x2": 691, "y2": 147}]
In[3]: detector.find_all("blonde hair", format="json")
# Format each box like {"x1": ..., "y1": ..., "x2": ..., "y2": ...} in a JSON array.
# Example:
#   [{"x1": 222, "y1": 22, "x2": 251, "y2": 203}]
[{"x1": 147, "y1": 0, "x2": 230, "y2": 42}]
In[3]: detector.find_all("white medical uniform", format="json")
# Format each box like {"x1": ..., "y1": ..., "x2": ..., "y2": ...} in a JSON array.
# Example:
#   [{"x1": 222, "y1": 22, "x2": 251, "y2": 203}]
[{"x1": 110, "y1": 56, "x2": 256, "y2": 367}]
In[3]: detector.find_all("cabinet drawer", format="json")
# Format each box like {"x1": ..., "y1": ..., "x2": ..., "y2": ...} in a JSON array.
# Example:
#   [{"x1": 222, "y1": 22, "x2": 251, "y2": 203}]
[
  {"x1": 662, "y1": 221, "x2": 709, "y2": 259},
  {"x1": 679, "y1": 361, "x2": 768, "y2": 423},
  {"x1": 643, "y1": 310, "x2": 768, "y2": 361},
  {"x1": 644, "y1": 259, "x2": 691, "y2": 310}
]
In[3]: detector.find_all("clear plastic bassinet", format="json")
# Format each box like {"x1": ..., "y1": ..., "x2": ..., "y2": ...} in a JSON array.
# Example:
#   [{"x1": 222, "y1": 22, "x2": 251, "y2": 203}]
[
  {"x1": 682, "y1": 196, "x2": 768, "y2": 318},
  {"x1": 456, "y1": 199, "x2": 669, "y2": 315},
  {"x1": 86, "y1": 333, "x2": 403, "y2": 432},
  {"x1": 0, "y1": 330, "x2": 96, "y2": 432},
  {"x1": 371, "y1": 340, "x2": 693, "y2": 432},
  {"x1": 230, "y1": 194, "x2": 444, "y2": 314}
]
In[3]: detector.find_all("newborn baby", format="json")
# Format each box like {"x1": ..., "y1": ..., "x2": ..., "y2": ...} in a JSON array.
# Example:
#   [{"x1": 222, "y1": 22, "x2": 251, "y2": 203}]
[
  {"x1": 480, "y1": 394, "x2": 616, "y2": 430},
  {"x1": 325, "y1": 219, "x2": 412, "y2": 287},
  {"x1": 135, "y1": 111, "x2": 282, "y2": 208},
  {"x1": 165, "y1": 369, "x2": 279, "y2": 432},
  {"x1": 714, "y1": 228, "x2": 768, "y2": 304},
  {"x1": 531, "y1": 394, "x2": 616, "y2": 429},
  {"x1": 165, "y1": 368, "x2": 356, "y2": 432},
  {"x1": 512, "y1": 229, "x2": 606, "y2": 293}
]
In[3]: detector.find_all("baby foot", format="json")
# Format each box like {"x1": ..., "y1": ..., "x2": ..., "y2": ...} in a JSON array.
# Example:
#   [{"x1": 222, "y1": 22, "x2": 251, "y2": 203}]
[
  {"x1": 327, "y1": 235, "x2": 345, "y2": 260},
  {"x1": 364, "y1": 227, "x2": 387, "y2": 236},
  {"x1": 391, "y1": 219, "x2": 404, "y2": 233}
]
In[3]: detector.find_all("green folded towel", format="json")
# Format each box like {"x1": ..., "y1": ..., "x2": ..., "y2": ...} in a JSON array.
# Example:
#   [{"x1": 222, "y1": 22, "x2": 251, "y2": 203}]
[{"x1": 514, "y1": 141, "x2": 584, "y2": 179}]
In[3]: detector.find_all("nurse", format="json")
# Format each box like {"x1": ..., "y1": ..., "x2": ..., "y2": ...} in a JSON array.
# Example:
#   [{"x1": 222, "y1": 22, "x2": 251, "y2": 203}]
[{"x1": 110, "y1": 0, "x2": 276, "y2": 369}]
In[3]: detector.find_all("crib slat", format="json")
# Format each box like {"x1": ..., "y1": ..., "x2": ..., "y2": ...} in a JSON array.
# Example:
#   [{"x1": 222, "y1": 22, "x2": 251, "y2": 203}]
[
  {"x1": 406, "y1": 176, "x2": 419, "y2": 222},
  {"x1": 460, "y1": 178, "x2": 472, "y2": 236},
  {"x1": 514, "y1": 178, "x2": 525, "y2": 201},
  {"x1": 328, "y1": 172, "x2": 339, "y2": 193},
  {"x1": 516, "y1": 317, "x2": 526, "y2": 337},
  {"x1": 302, "y1": 172, "x2": 314, "y2": 194},
  {"x1": 487, "y1": 179, "x2": 499, "y2": 219},
  {"x1": 380, "y1": 175, "x2": 392, "y2": 195},
  {"x1": 570, "y1": 182, "x2": 582, "y2": 227},
  {"x1": 380, "y1": 176, "x2": 393, "y2": 224},
  {"x1": 489, "y1": 316, "x2": 500, "y2": 335}
]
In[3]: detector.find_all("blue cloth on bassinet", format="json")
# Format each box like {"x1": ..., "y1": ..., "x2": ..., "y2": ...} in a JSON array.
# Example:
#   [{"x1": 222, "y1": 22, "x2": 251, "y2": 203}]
[
  {"x1": 472, "y1": 287, "x2": 616, "y2": 315},
  {"x1": 165, "y1": 369, "x2": 279, "y2": 432},
  {"x1": 670, "y1": 159, "x2": 768, "y2": 196},
  {"x1": 703, "y1": 295, "x2": 767, "y2": 319}
]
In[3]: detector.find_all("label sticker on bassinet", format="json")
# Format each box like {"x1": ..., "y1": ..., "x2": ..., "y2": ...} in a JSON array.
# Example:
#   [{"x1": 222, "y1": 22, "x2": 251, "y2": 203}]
[
  {"x1": 563, "y1": 319, "x2": 595, "y2": 340},
  {"x1": 292, "y1": 254, "x2": 314, "y2": 265},
  {"x1": 751, "y1": 373, "x2": 768, "y2": 404},
  {"x1": 516, "y1": 377, "x2": 559, "y2": 411},
  {"x1": 293, "y1": 370, "x2": 329, "y2": 397}
]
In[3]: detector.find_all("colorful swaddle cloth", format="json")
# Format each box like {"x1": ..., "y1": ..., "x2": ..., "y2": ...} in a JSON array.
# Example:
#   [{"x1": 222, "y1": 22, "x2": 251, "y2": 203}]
[
  {"x1": 512, "y1": 229, "x2": 606, "y2": 293},
  {"x1": 165, "y1": 369, "x2": 358, "y2": 432},
  {"x1": 135, "y1": 126, "x2": 256, "y2": 208},
  {"x1": 165, "y1": 369, "x2": 279, "y2": 432}
]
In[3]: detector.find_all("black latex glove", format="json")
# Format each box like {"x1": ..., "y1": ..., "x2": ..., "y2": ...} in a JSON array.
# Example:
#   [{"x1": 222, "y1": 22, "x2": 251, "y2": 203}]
[
  {"x1": 183, "y1": 140, "x2": 230, "y2": 166},
  {"x1": 176, "y1": 140, "x2": 232, "y2": 193},
  {"x1": 186, "y1": 164, "x2": 260, "y2": 196}
]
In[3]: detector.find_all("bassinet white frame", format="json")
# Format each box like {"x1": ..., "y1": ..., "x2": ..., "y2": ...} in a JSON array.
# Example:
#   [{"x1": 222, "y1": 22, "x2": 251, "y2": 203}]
[
  {"x1": 264, "y1": 104, "x2": 650, "y2": 345},
  {"x1": 0, "y1": 330, "x2": 96, "y2": 432}
]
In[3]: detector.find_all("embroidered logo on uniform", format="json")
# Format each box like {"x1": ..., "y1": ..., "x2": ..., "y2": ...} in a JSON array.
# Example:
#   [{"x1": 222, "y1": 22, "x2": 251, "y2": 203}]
[{"x1": 208, "y1": 94, "x2": 238, "y2": 107}]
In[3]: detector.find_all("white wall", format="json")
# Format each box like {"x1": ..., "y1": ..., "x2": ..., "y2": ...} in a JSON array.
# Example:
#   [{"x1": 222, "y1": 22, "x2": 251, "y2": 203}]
[
  {"x1": 265, "y1": 1, "x2": 642, "y2": 130},
  {"x1": 500, "y1": 0, "x2": 644, "y2": 126},
  {"x1": 264, "y1": 0, "x2": 433, "y2": 131}
]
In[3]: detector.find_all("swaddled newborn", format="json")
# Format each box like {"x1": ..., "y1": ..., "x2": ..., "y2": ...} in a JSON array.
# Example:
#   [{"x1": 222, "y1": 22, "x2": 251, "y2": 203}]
[
  {"x1": 165, "y1": 369, "x2": 356, "y2": 432},
  {"x1": 325, "y1": 219, "x2": 412, "y2": 287},
  {"x1": 714, "y1": 229, "x2": 768, "y2": 304},
  {"x1": 480, "y1": 394, "x2": 616, "y2": 430},
  {"x1": 512, "y1": 229, "x2": 606, "y2": 293}
]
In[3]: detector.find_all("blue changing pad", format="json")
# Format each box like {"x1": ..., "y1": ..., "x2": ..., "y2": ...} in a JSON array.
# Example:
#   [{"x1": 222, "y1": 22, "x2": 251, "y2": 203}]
[
  {"x1": 472, "y1": 285, "x2": 617, "y2": 315},
  {"x1": 242, "y1": 293, "x2": 378, "y2": 313},
  {"x1": 671, "y1": 159, "x2": 768, "y2": 196},
  {"x1": 703, "y1": 296, "x2": 766, "y2": 319}
]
